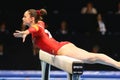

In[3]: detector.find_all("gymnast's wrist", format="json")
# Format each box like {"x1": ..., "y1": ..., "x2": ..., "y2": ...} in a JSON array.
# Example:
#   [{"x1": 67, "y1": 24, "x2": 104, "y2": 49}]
[{"x1": 24, "y1": 30, "x2": 30, "y2": 35}]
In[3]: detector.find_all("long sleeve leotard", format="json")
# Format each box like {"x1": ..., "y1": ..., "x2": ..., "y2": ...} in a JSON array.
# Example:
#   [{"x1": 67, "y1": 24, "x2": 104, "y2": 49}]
[{"x1": 28, "y1": 21, "x2": 70, "y2": 55}]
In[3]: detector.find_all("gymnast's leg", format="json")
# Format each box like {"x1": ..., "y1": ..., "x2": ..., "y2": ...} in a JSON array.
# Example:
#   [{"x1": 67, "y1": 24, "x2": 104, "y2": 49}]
[{"x1": 57, "y1": 43, "x2": 120, "y2": 70}]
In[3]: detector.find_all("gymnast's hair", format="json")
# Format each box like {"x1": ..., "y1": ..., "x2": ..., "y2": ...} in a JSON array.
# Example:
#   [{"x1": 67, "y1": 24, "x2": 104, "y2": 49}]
[{"x1": 27, "y1": 8, "x2": 47, "y2": 23}]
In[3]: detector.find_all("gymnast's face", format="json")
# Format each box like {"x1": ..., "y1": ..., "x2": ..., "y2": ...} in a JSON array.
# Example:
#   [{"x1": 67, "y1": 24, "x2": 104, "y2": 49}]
[{"x1": 22, "y1": 11, "x2": 33, "y2": 26}]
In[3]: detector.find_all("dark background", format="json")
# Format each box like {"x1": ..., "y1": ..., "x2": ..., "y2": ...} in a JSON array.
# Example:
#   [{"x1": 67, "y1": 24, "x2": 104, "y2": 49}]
[{"x1": 0, "y1": 0, "x2": 120, "y2": 71}]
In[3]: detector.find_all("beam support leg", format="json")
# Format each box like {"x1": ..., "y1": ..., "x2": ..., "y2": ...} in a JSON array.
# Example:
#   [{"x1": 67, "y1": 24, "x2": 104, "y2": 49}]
[{"x1": 41, "y1": 61, "x2": 51, "y2": 80}]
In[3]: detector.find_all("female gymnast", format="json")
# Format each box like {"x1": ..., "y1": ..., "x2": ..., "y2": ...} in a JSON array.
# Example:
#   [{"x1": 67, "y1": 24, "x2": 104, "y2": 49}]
[{"x1": 13, "y1": 8, "x2": 120, "y2": 70}]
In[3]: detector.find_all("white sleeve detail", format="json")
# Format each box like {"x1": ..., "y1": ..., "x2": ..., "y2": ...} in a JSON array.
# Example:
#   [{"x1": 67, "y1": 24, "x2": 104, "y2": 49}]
[{"x1": 44, "y1": 29, "x2": 52, "y2": 38}]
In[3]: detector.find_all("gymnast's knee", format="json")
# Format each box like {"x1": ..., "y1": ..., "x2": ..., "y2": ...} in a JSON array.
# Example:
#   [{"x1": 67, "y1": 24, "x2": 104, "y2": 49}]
[
  {"x1": 83, "y1": 54, "x2": 99, "y2": 63},
  {"x1": 87, "y1": 53, "x2": 107, "y2": 63}
]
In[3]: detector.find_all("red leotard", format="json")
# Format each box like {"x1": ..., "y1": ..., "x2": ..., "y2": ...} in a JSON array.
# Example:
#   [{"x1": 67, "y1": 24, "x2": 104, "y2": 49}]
[{"x1": 28, "y1": 21, "x2": 70, "y2": 55}]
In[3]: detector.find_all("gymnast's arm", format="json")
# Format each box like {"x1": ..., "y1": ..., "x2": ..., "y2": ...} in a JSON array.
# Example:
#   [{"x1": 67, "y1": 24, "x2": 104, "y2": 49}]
[{"x1": 13, "y1": 25, "x2": 38, "y2": 42}]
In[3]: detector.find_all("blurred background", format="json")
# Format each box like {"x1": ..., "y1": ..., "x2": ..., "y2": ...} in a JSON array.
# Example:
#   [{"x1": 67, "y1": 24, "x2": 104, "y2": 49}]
[{"x1": 0, "y1": 0, "x2": 120, "y2": 71}]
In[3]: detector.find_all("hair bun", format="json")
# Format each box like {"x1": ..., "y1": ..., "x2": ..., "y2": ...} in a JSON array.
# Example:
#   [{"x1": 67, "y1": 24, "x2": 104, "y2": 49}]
[{"x1": 40, "y1": 9, "x2": 47, "y2": 16}]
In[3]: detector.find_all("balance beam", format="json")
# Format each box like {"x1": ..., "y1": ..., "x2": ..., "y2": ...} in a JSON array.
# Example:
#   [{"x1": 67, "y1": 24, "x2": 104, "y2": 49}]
[{"x1": 39, "y1": 50, "x2": 84, "y2": 80}]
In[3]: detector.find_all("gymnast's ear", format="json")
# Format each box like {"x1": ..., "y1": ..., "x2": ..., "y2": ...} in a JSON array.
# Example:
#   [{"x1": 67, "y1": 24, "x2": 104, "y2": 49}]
[{"x1": 31, "y1": 17, "x2": 35, "y2": 22}]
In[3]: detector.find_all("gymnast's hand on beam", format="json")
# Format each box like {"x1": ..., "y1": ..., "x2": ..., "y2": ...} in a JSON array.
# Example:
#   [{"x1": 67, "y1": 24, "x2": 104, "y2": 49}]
[{"x1": 13, "y1": 30, "x2": 27, "y2": 42}]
